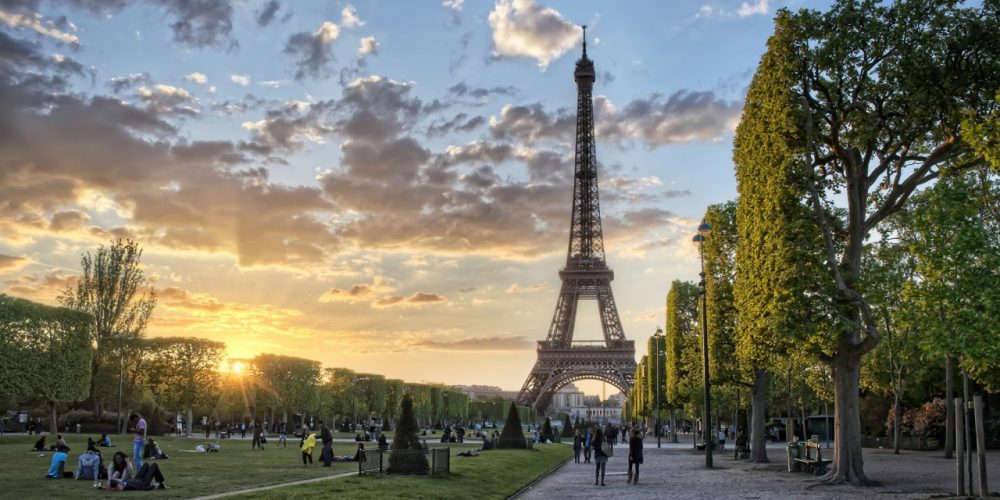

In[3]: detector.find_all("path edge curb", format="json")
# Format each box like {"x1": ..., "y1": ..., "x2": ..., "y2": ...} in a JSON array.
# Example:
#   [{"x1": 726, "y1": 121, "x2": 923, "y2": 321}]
[{"x1": 508, "y1": 447, "x2": 574, "y2": 499}]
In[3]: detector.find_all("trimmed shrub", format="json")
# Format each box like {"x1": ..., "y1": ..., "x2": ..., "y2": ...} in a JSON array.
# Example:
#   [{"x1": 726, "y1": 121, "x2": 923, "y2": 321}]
[
  {"x1": 541, "y1": 416, "x2": 554, "y2": 443},
  {"x1": 388, "y1": 393, "x2": 428, "y2": 474},
  {"x1": 497, "y1": 402, "x2": 527, "y2": 449},
  {"x1": 560, "y1": 414, "x2": 574, "y2": 438}
]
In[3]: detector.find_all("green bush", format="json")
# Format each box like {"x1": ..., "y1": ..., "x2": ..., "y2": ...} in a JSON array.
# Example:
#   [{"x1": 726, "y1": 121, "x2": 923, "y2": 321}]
[{"x1": 388, "y1": 393, "x2": 428, "y2": 474}]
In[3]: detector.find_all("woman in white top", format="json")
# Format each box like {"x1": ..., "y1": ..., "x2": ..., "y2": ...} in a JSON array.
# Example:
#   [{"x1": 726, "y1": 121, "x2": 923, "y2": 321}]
[{"x1": 108, "y1": 451, "x2": 134, "y2": 482}]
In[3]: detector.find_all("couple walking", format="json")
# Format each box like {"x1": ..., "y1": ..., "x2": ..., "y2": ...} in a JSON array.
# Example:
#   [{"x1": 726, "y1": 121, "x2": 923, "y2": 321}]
[{"x1": 590, "y1": 427, "x2": 644, "y2": 486}]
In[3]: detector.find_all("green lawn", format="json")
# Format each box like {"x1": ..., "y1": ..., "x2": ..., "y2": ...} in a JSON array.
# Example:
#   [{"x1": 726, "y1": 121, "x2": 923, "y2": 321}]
[
  {"x1": 244, "y1": 444, "x2": 572, "y2": 500},
  {"x1": 0, "y1": 433, "x2": 364, "y2": 499}
]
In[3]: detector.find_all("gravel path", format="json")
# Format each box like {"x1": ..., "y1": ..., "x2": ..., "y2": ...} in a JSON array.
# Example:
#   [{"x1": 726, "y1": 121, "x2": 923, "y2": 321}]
[{"x1": 515, "y1": 440, "x2": 1000, "y2": 499}]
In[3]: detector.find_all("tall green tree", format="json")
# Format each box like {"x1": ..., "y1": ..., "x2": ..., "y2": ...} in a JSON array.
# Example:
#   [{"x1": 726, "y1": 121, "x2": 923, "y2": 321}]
[
  {"x1": 759, "y1": 0, "x2": 999, "y2": 484},
  {"x1": 253, "y1": 354, "x2": 320, "y2": 424},
  {"x1": 59, "y1": 239, "x2": 156, "y2": 418},
  {"x1": 664, "y1": 280, "x2": 700, "y2": 441},
  {"x1": 0, "y1": 295, "x2": 93, "y2": 433},
  {"x1": 388, "y1": 393, "x2": 428, "y2": 473}
]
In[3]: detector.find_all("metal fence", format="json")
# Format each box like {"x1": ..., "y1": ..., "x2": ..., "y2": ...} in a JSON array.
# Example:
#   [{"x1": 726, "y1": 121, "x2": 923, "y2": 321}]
[{"x1": 358, "y1": 447, "x2": 450, "y2": 477}]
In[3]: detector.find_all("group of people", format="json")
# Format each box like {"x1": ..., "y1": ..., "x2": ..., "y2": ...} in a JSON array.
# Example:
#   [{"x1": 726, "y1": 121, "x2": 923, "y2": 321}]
[
  {"x1": 572, "y1": 425, "x2": 645, "y2": 486},
  {"x1": 38, "y1": 437, "x2": 168, "y2": 490},
  {"x1": 298, "y1": 422, "x2": 368, "y2": 467}
]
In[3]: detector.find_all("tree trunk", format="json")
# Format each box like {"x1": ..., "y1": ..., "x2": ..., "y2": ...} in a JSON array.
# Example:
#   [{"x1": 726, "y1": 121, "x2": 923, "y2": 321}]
[
  {"x1": 186, "y1": 407, "x2": 193, "y2": 437},
  {"x1": 893, "y1": 390, "x2": 901, "y2": 454},
  {"x1": 945, "y1": 354, "x2": 954, "y2": 458},
  {"x1": 786, "y1": 370, "x2": 794, "y2": 444},
  {"x1": 749, "y1": 367, "x2": 769, "y2": 463},
  {"x1": 670, "y1": 408, "x2": 678, "y2": 443},
  {"x1": 50, "y1": 402, "x2": 58, "y2": 435},
  {"x1": 822, "y1": 353, "x2": 870, "y2": 485}
]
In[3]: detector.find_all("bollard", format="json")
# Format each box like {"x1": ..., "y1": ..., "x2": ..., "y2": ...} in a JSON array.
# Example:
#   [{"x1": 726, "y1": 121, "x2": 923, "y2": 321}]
[
  {"x1": 974, "y1": 396, "x2": 988, "y2": 497},
  {"x1": 955, "y1": 397, "x2": 965, "y2": 496}
]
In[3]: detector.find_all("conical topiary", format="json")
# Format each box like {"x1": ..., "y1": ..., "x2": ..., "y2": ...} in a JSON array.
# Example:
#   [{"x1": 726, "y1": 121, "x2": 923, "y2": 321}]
[
  {"x1": 541, "y1": 416, "x2": 555, "y2": 443},
  {"x1": 497, "y1": 402, "x2": 527, "y2": 449},
  {"x1": 388, "y1": 393, "x2": 429, "y2": 473},
  {"x1": 560, "y1": 414, "x2": 574, "y2": 438}
]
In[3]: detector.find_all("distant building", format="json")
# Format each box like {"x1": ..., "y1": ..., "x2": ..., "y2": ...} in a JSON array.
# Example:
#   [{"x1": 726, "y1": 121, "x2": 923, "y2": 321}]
[{"x1": 453, "y1": 385, "x2": 519, "y2": 401}]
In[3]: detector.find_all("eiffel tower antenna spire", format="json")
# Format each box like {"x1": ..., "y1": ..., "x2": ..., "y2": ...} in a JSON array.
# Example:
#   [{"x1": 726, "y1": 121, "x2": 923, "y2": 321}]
[
  {"x1": 581, "y1": 25, "x2": 587, "y2": 58},
  {"x1": 517, "y1": 28, "x2": 636, "y2": 413}
]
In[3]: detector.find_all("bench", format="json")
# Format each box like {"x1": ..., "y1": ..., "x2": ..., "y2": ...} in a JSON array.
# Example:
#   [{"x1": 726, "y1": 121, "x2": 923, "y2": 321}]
[{"x1": 794, "y1": 441, "x2": 831, "y2": 475}]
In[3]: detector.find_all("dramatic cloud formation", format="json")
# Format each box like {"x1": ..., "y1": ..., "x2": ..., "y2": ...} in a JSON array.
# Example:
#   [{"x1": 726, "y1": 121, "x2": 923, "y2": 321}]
[
  {"x1": 284, "y1": 20, "x2": 340, "y2": 80},
  {"x1": 0, "y1": 9, "x2": 79, "y2": 44},
  {"x1": 488, "y1": 0, "x2": 581, "y2": 70}
]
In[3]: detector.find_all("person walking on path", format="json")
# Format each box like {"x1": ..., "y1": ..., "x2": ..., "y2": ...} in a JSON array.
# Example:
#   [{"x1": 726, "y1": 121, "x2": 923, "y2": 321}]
[
  {"x1": 583, "y1": 428, "x2": 592, "y2": 464},
  {"x1": 572, "y1": 430, "x2": 582, "y2": 463},
  {"x1": 129, "y1": 413, "x2": 147, "y2": 469},
  {"x1": 627, "y1": 429, "x2": 643, "y2": 484},
  {"x1": 593, "y1": 428, "x2": 608, "y2": 486}
]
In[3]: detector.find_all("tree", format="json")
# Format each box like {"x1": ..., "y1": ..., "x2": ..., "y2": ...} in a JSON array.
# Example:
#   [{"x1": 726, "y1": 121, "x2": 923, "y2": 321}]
[
  {"x1": 0, "y1": 295, "x2": 93, "y2": 433},
  {"x1": 140, "y1": 337, "x2": 225, "y2": 436},
  {"x1": 497, "y1": 402, "x2": 527, "y2": 449},
  {"x1": 388, "y1": 392, "x2": 428, "y2": 474},
  {"x1": 253, "y1": 354, "x2": 320, "y2": 425},
  {"x1": 560, "y1": 413, "x2": 574, "y2": 438},
  {"x1": 59, "y1": 239, "x2": 156, "y2": 418},
  {"x1": 664, "y1": 280, "x2": 700, "y2": 441},
  {"x1": 733, "y1": 8, "x2": 833, "y2": 463},
  {"x1": 757, "y1": 1, "x2": 999, "y2": 483}
]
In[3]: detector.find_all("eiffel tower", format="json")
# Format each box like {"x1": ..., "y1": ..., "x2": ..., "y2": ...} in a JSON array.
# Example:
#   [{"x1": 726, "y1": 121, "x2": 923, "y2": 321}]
[{"x1": 516, "y1": 27, "x2": 636, "y2": 412}]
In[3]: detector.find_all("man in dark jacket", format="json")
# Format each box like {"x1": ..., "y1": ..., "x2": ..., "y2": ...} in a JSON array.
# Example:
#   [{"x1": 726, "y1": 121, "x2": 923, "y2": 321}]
[
  {"x1": 627, "y1": 429, "x2": 643, "y2": 484},
  {"x1": 319, "y1": 421, "x2": 334, "y2": 466}
]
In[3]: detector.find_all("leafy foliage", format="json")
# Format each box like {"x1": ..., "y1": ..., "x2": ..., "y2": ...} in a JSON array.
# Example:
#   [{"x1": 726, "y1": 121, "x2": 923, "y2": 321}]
[{"x1": 388, "y1": 393, "x2": 428, "y2": 473}]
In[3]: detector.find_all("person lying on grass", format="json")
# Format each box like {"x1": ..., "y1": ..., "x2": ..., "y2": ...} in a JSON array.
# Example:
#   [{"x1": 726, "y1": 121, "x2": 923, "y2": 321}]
[{"x1": 107, "y1": 462, "x2": 167, "y2": 491}]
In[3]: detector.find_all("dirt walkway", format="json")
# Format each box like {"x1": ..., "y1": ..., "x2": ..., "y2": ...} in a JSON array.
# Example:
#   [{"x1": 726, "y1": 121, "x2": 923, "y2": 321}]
[{"x1": 515, "y1": 442, "x2": 999, "y2": 499}]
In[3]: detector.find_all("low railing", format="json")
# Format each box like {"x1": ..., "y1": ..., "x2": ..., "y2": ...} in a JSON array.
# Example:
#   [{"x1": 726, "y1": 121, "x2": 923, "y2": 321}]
[{"x1": 358, "y1": 447, "x2": 450, "y2": 476}]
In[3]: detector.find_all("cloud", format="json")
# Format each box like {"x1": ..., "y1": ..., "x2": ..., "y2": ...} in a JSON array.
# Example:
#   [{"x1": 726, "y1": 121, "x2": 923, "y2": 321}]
[
  {"x1": 340, "y1": 5, "x2": 363, "y2": 28},
  {"x1": 158, "y1": 285, "x2": 224, "y2": 311},
  {"x1": 318, "y1": 277, "x2": 394, "y2": 303},
  {"x1": 49, "y1": 210, "x2": 90, "y2": 231},
  {"x1": 241, "y1": 99, "x2": 335, "y2": 151},
  {"x1": 358, "y1": 35, "x2": 378, "y2": 56},
  {"x1": 184, "y1": 72, "x2": 208, "y2": 85},
  {"x1": 230, "y1": 74, "x2": 250, "y2": 86},
  {"x1": 0, "y1": 9, "x2": 79, "y2": 44},
  {"x1": 442, "y1": 0, "x2": 463, "y2": 11},
  {"x1": 489, "y1": 91, "x2": 742, "y2": 148},
  {"x1": 426, "y1": 112, "x2": 484, "y2": 137},
  {"x1": 284, "y1": 20, "x2": 340, "y2": 80},
  {"x1": 414, "y1": 335, "x2": 532, "y2": 351},
  {"x1": 447, "y1": 82, "x2": 516, "y2": 105},
  {"x1": 136, "y1": 84, "x2": 199, "y2": 116},
  {"x1": 4, "y1": 269, "x2": 78, "y2": 299},
  {"x1": 738, "y1": 0, "x2": 769, "y2": 17},
  {"x1": 0, "y1": 253, "x2": 29, "y2": 274},
  {"x1": 153, "y1": 0, "x2": 235, "y2": 49},
  {"x1": 487, "y1": 0, "x2": 581, "y2": 70},
  {"x1": 255, "y1": 0, "x2": 280, "y2": 26},
  {"x1": 373, "y1": 292, "x2": 447, "y2": 308},
  {"x1": 506, "y1": 282, "x2": 548, "y2": 293},
  {"x1": 108, "y1": 72, "x2": 152, "y2": 93}
]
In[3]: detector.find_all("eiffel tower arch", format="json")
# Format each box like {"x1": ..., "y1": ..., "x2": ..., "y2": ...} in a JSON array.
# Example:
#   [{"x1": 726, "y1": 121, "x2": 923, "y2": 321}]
[{"x1": 516, "y1": 27, "x2": 636, "y2": 413}]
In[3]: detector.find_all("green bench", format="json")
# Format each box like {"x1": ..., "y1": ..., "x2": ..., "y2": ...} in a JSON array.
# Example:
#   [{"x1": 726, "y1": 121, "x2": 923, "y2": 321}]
[{"x1": 794, "y1": 441, "x2": 831, "y2": 475}]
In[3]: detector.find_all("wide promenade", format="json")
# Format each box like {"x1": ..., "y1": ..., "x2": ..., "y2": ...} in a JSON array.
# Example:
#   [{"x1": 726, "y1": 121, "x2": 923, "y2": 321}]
[{"x1": 517, "y1": 438, "x2": 1000, "y2": 499}]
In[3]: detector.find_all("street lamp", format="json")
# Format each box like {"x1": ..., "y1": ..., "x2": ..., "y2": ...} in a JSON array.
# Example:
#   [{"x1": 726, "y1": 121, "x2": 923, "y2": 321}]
[
  {"x1": 654, "y1": 327, "x2": 663, "y2": 448},
  {"x1": 353, "y1": 376, "x2": 369, "y2": 433},
  {"x1": 693, "y1": 219, "x2": 713, "y2": 469}
]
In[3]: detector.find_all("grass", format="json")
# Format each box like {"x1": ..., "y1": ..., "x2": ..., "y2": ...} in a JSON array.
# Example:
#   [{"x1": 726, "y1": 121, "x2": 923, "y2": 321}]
[
  {"x1": 244, "y1": 444, "x2": 572, "y2": 499},
  {"x1": 0, "y1": 433, "x2": 365, "y2": 499}
]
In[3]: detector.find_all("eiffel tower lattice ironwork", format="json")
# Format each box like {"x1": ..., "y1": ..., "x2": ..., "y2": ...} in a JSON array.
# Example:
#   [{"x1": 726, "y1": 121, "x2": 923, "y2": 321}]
[{"x1": 516, "y1": 27, "x2": 636, "y2": 412}]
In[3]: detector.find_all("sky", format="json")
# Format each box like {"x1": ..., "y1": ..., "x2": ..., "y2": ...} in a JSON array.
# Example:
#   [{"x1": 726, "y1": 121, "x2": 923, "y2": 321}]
[{"x1": 0, "y1": 0, "x2": 830, "y2": 395}]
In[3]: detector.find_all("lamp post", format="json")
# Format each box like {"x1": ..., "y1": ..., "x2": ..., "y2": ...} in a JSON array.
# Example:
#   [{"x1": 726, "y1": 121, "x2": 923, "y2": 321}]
[
  {"x1": 353, "y1": 376, "x2": 369, "y2": 433},
  {"x1": 116, "y1": 333, "x2": 125, "y2": 435},
  {"x1": 654, "y1": 327, "x2": 663, "y2": 448},
  {"x1": 693, "y1": 219, "x2": 713, "y2": 469}
]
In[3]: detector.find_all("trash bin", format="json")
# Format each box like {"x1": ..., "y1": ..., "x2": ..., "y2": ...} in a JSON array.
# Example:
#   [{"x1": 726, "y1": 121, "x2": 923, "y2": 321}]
[{"x1": 786, "y1": 442, "x2": 802, "y2": 472}]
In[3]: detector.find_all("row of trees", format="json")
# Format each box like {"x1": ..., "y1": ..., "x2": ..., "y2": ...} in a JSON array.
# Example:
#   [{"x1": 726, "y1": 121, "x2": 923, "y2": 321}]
[
  {"x1": 1, "y1": 239, "x2": 469, "y2": 435},
  {"x1": 627, "y1": 0, "x2": 999, "y2": 485}
]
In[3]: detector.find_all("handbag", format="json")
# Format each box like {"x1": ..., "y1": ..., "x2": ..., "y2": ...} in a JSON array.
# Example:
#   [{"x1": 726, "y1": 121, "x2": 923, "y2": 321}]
[{"x1": 604, "y1": 443, "x2": 614, "y2": 458}]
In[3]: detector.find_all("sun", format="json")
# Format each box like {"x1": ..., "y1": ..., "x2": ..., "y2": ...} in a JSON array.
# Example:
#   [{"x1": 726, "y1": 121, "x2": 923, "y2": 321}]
[{"x1": 233, "y1": 362, "x2": 243, "y2": 374}]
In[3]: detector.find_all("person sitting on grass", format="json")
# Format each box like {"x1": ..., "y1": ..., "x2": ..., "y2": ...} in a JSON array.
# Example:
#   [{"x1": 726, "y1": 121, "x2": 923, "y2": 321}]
[
  {"x1": 108, "y1": 451, "x2": 134, "y2": 482},
  {"x1": 32, "y1": 435, "x2": 48, "y2": 451},
  {"x1": 50, "y1": 434, "x2": 67, "y2": 451},
  {"x1": 108, "y1": 462, "x2": 167, "y2": 490},
  {"x1": 75, "y1": 448, "x2": 102, "y2": 481},
  {"x1": 46, "y1": 445, "x2": 73, "y2": 478},
  {"x1": 99, "y1": 433, "x2": 113, "y2": 447},
  {"x1": 142, "y1": 438, "x2": 169, "y2": 460}
]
